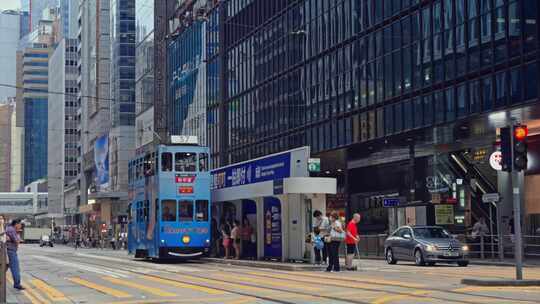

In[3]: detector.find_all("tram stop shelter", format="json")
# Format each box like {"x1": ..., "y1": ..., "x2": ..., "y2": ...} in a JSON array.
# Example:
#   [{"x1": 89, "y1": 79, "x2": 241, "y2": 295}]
[{"x1": 211, "y1": 147, "x2": 336, "y2": 262}]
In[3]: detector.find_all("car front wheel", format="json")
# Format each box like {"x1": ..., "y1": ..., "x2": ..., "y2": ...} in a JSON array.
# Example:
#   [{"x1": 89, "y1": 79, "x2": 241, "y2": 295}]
[
  {"x1": 457, "y1": 261, "x2": 469, "y2": 267},
  {"x1": 415, "y1": 249, "x2": 425, "y2": 266},
  {"x1": 386, "y1": 248, "x2": 397, "y2": 264}
]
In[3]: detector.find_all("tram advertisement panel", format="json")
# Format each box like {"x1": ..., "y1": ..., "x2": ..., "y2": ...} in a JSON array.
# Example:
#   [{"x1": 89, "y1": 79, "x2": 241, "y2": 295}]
[{"x1": 264, "y1": 197, "x2": 282, "y2": 258}]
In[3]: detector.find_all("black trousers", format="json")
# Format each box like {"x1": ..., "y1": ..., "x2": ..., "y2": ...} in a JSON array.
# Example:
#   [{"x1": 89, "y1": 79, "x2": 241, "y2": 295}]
[{"x1": 326, "y1": 241, "x2": 341, "y2": 271}]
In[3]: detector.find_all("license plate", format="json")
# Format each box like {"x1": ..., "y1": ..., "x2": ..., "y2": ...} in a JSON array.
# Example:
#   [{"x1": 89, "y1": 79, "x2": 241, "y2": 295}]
[{"x1": 445, "y1": 252, "x2": 459, "y2": 257}]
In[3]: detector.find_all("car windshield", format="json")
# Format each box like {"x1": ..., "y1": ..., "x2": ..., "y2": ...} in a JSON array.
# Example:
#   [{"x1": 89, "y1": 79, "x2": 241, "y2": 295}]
[{"x1": 413, "y1": 227, "x2": 451, "y2": 239}]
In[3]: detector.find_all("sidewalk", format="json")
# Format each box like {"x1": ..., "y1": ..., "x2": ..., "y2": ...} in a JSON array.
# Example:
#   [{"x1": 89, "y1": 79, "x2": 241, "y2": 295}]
[
  {"x1": 354, "y1": 255, "x2": 540, "y2": 267},
  {"x1": 202, "y1": 257, "x2": 325, "y2": 271}
]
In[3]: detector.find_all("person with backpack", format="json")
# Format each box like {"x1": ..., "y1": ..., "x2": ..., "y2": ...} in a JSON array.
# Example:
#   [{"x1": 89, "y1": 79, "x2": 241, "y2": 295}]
[{"x1": 312, "y1": 227, "x2": 325, "y2": 264}]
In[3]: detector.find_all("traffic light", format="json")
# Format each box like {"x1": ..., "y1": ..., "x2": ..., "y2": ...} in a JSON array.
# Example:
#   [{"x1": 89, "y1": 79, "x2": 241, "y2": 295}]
[
  {"x1": 513, "y1": 125, "x2": 528, "y2": 171},
  {"x1": 500, "y1": 127, "x2": 512, "y2": 172}
]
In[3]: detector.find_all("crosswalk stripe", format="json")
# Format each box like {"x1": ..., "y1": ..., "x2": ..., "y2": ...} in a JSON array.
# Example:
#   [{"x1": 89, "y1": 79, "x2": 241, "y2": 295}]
[
  {"x1": 68, "y1": 277, "x2": 132, "y2": 298},
  {"x1": 102, "y1": 276, "x2": 177, "y2": 297},
  {"x1": 176, "y1": 274, "x2": 270, "y2": 293},
  {"x1": 139, "y1": 275, "x2": 225, "y2": 295},
  {"x1": 212, "y1": 273, "x2": 323, "y2": 291},
  {"x1": 24, "y1": 287, "x2": 52, "y2": 304},
  {"x1": 7, "y1": 276, "x2": 50, "y2": 304},
  {"x1": 30, "y1": 279, "x2": 68, "y2": 302}
]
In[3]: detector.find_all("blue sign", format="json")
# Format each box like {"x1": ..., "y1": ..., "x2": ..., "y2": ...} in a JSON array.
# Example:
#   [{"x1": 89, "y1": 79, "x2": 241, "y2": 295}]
[
  {"x1": 383, "y1": 198, "x2": 401, "y2": 208},
  {"x1": 264, "y1": 197, "x2": 282, "y2": 258},
  {"x1": 211, "y1": 152, "x2": 291, "y2": 189}
]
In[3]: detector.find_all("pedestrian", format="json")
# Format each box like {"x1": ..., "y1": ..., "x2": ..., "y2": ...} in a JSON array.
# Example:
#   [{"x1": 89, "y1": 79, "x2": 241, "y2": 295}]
[
  {"x1": 241, "y1": 217, "x2": 254, "y2": 259},
  {"x1": 220, "y1": 221, "x2": 231, "y2": 259},
  {"x1": 231, "y1": 220, "x2": 242, "y2": 260},
  {"x1": 345, "y1": 213, "x2": 361, "y2": 271},
  {"x1": 110, "y1": 235, "x2": 116, "y2": 250},
  {"x1": 326, "y1": 211, "x2": 345, "y2": 272},
  {"x1": 6, "y1": 219, "x2": 25, "y2": 290},
  {"x1": 211, "y1": 217, "x2": 220, "y2": 257},
  {"x1": 313, "y1": 210, "x2": 330, "y2": 264},
  {"x1": 312, "y1": 227, "x2": 325, "y2": 264}
]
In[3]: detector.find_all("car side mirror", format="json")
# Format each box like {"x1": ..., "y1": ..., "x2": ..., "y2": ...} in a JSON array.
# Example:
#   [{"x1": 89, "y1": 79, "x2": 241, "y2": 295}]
[{"x1": 403, "y1": 234, "x2": 412, "y2": 239}]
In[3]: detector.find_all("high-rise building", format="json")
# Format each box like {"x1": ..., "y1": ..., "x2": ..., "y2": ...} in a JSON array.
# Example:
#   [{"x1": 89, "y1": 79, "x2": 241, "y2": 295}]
[
  {"x1": 18, "y1": 15, "x2": 56, "y2": 186},
  {"x1": 48, "y1": 38, "x2": 79, "y2": 222},
  {"x1": 0, "y1": 10, "x2": 21, "y2": 103},
  {"x1": 19, "y1": 11, "x2": 30, "y2": 39},
  {"x1": 77, "y1": 0, "x2": 112, "y2": 228},
  {"x1": 164, "y1": 0, "x2": 540, "y2": 235},
  {"x1": 0, "y1": 100, "x2": 15, "y2": 192},
  {"x1": 10, "y1": 100, "x2": 23, "y2": 192},
  {"x1": 60, "y1": 0, "x2": 78, "y2": 39},
  {"x1": 26, "y1": 0, "x2": 59, "y2": 32}
]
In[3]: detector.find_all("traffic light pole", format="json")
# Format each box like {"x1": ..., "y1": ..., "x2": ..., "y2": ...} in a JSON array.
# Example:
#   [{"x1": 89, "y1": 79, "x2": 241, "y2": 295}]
[
  {"x1": 509, "y1": 125, "x2": 524, "y2": 280},
  {"x1": 512, "y1": 171, "x2": 523, "y2": 280}
]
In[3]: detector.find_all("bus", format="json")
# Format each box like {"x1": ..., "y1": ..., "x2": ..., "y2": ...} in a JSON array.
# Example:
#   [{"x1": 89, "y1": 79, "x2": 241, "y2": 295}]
[{"x1": 127, "y1": 141, "x2": 211, "y2": 259}]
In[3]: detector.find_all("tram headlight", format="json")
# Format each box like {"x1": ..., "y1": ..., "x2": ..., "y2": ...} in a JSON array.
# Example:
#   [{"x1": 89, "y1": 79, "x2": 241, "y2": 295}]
[
  {"x1": 182, "y1": 235, "x2": 191, "y2": 244},
  {"x1": 205, "y1": 239, "x2": 210, "y2": 244}
]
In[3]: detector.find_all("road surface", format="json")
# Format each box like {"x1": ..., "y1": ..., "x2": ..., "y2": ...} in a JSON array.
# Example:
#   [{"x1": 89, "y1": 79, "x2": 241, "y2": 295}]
[{"x1": 6, "y1": 244, "x2": 540, "y2": 304}]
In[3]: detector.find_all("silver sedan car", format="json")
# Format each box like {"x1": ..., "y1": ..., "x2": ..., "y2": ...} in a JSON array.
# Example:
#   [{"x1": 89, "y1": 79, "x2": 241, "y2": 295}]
[{"x1": 384, "y1": 226, "x2": 469, "y2": 267}]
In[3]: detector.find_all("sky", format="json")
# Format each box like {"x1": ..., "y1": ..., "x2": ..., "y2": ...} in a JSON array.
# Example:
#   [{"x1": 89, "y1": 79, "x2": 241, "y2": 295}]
[{"x1": 0, "y1": 0, "x2": 21, "y2": 11}]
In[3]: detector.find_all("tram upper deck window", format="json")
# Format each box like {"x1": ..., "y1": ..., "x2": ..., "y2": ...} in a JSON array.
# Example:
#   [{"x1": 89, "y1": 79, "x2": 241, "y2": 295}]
[
  {"x1": 175, "y1": 153, "x2": 197, "y2": 172},
  {"x1": 195, "y1": 200, "x2": 209, "y2": 221},
  {"x1": 144, "y1": 154, "x2": 154, "y2": 176},
  {"x1": 199, "y1": 153, "x2": 208, "y2": 171},
  {"x1": 179, "y1": 200, "x2": 194, "y2": 221},
  {"x1": 161, "y1": 153, "x2": 173, "y2": 172},
  {"x1": 161, "y1": 200, "x2": 177, "y2": 222}
]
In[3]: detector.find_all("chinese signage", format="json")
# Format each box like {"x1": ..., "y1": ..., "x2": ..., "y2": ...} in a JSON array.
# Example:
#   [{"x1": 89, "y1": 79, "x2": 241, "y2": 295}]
[
  {"x1": 435, "y1": 205, "x2": 454, "y2": 225},
  {"x1": 264, "y1": 197, "x2": 282, "y2": 258},
  {"x1": 211, "y1": 152, "x2": 291, "y2": 189}
]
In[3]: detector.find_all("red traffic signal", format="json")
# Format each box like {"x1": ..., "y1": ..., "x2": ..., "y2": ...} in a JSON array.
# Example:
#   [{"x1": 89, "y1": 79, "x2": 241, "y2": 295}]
[{"x1": 514, "y1": 126, "x2": 528, "y2": 141}]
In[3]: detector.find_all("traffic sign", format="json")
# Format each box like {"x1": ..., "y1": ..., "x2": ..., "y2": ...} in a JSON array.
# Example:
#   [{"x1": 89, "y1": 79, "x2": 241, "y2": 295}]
[
  {"x1": 383, "y1": 198, "x2": 400, "y2": 208},
  {"x1": 308, "y1": 158, "x2": 321, "y2": 172},
  {"x1": 489, "y1": 151, "x2": 502, "y2": 171},
  {"x1": 482, "y1": 193, "x2": 500, "y2": 203}
]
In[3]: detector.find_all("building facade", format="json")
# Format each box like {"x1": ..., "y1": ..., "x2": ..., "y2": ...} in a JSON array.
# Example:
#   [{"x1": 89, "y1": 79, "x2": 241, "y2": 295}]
[
  {"x1": 27, "y1": 0, "x2": 59, "y2": 32},
  {"x1": 0, "y1": 101, "x2": 15, "y2": 192},
  {"x1": 0, "y1": 11, "x2": 21, "y2": 103},
  {"x1": 48, "y1": 38, "x2": 79, "y2": 222},
  {"x1": 163, "y1": 0, "x2": 540, "y2": 235}
]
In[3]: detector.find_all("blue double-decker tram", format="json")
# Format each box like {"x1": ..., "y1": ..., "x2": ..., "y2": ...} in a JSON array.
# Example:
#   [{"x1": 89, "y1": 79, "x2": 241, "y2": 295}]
[{"x1": 127, "y1": 139, "x2": 211, "y2": 259}]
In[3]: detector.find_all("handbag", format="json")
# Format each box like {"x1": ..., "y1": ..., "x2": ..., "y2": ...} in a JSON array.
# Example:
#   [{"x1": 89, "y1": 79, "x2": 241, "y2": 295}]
[{"x1": 330, "y1": 224, "x2": 346, "y2": 241}]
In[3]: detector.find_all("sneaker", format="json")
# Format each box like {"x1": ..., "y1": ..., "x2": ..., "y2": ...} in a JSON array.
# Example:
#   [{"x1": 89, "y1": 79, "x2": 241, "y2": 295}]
[{"x1": 14, "y1": 286, "x2": 25, "y2": 290}]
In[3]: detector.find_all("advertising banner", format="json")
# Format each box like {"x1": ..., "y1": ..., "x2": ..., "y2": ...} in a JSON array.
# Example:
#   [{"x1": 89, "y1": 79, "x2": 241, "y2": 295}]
[
  {"x1": 435, "y1": 205, "x2": 454, "y2": 225},
  {"x1": 94, "y1": 134, "x2": 110, "y2": 190},
  {"x1": 263, "y1": 197, "x2": 282, "y2": 259},
  {"x1": 211, "y1": 152, "x2": 291, "y2": 190}
]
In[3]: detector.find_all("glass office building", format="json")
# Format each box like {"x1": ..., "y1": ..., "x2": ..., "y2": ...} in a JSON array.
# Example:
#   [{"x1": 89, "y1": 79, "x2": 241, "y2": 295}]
[
  {"x1": 169, "y1": 0, "x2": 540, "y2": 233},
  {"x1": 110, "y1": 0, "x2": 136, "y2": 126}
]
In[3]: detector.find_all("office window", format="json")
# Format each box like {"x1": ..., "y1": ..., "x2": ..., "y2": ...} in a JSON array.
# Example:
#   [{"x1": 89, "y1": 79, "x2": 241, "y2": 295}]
[
  {"x1": 445, "y1": 87, "x2": 455, "y2": 122},
  {"x1": 457, "y1": 84, "x2": 468, "y2": 117},
  {"x1": 509, "y1": 67, "x2": 522, "y2": 104},
  {"x1": 483, "y1": 76, "x2": 494, "y2": 111},
  {"x1": 423, "y1": 94, "x2": 434, "y2": 126},
  {"x1": 495, "y1": 71, "x2": 507, "y2": 108},
  {"x1": 434, "y1": 91, "x2": 445, "y2": 123}
]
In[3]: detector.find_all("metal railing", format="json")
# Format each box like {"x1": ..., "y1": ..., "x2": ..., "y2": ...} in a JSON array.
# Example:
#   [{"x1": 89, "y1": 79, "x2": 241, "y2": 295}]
[{"x1": 350, "y1": 234, "x2": 540, "y2": 261}]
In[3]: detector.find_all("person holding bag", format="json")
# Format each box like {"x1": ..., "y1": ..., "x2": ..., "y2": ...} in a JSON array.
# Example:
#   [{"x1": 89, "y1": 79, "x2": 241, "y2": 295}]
[{"x1": 326, "y1": 211, "x2": 345, "y2": 272}]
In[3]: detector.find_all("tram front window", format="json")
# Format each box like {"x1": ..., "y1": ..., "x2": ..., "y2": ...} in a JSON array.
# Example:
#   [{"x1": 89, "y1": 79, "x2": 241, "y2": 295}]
[
  {"x1": 179, "y1": 200, "x2": 194, "y2": 221},
  {"x1": 161, "y1": 200, "x2": 177, "y2": 222},
  {"x1": 196, "y1": 200, "x2": 209, "y2": 221},
  {"x1": 175, "y1": 153, "x2": 197, "y2": 172}
]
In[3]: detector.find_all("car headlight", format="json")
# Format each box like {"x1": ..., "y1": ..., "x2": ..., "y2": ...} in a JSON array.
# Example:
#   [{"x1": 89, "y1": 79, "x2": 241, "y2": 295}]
[
  {"x1": 425, "y1": 245, "x2": 437, "y2": 252},
  {"x1": 461, "y1": 245, "x2": 469, "y2": 251}
]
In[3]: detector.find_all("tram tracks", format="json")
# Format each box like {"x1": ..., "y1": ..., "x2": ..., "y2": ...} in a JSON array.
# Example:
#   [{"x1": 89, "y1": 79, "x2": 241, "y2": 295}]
[{"x1": 62, "y1": 254, "x2": 536, "y2": 304}]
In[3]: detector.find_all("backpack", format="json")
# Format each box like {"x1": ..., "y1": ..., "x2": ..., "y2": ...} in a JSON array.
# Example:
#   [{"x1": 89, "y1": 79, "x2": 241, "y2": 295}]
[{"x1": 314, "y1": 235, "x2": 324, "y2": 250}]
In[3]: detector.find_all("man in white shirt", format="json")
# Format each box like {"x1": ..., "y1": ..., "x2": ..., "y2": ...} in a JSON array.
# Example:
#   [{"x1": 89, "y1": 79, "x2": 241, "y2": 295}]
[{"x1": 313, "y1": 210, "x2": 330, "y2": 264}]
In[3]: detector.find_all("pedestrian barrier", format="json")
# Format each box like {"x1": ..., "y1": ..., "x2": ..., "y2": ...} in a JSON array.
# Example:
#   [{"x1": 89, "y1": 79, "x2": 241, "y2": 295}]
[{"x1": 342, "y1": 234, "x2": 540, "y2": 262}]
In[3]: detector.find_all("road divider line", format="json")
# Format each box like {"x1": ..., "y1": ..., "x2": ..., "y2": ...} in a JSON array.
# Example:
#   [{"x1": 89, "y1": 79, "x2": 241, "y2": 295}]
[
  {"x1": 212, "y1": 273, "x2": 323, "y2": 291},
  {"x1": 138, "y1": 275, "x2": 225, "y2": 295},
  {"x1": 30, "y1": 279, "x2": 68, "y2": 302},
  {"x1": 68, "y1": 277, "x2": 132, "y2": 298},
  {"x1": 371, "y1": 290, "x2": 429, "y2": 304},
  {"x1": 102, "y1": 276, "x2": 177, "y2": 297}
]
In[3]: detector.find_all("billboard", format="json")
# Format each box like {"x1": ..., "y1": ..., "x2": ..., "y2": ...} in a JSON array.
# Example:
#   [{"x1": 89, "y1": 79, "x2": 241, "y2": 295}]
[{"x1": 94, "y1": 134, "x2": 110, "y2": 190}]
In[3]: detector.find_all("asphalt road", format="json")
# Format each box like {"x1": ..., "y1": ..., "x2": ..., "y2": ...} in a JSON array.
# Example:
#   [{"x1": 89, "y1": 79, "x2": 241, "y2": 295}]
[{"x1": 5, "y1": 244, "x2": 540, "y2": 304}]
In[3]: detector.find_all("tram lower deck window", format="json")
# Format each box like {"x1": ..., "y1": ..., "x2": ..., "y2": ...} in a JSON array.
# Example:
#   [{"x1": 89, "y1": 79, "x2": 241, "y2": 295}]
[
  {"x1": 179, "y1": 200, "x2": 194, "y2": 221},
  {"x1": 195, "y1": 200, "x2": 209, "y2": 221},
  {"x1": 161, "y1": 200, "x2": 177, "y2": 221}
]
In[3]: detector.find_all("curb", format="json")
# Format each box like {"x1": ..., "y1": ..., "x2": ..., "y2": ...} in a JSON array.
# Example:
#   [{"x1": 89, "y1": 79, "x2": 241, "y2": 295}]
[
  {"x1": 461, "y1": 278, "x2": 540, "y2": 286},
  {"x1": 202, "y1": 258, "x2": 325, "y2": 271}
]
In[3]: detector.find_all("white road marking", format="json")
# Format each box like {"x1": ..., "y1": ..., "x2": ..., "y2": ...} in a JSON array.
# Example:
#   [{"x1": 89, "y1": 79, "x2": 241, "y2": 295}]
[
  {"x1": 31, "y1": 255, "x2": 130, "y2": 278},
  {"x1": 74, "y1": 252, "x2": 203, "y2": 272}
]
